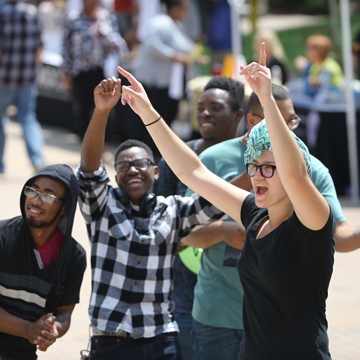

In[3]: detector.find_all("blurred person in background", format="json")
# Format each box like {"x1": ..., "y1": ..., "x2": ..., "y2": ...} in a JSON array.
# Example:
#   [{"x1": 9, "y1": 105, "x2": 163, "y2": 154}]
[
  {"x1": 136, "y1": 0, "x2": 161, "y2": 43},
  {"x1": 62, "y1": 0, "x2": 128, "y2": 144},
  {"x1": 153, "y1": 76, "x2": 244, "y2": 359},
  {"x1": 206, "y1": 0, "x2": 232, "y2": 66},
  {"x1": 111, "y1": 0, "x2": 202, "y2": 154},
  {"x1": 113, "y1": 0, "x2": 138, "y2": 51},
  {"x1": 294, "y1": 34, "x2": 343, "y2": 97},
  {"x1": 181, "y1": 0, "x2": 201, "y2": 41},
  {"x1": 113, "y1": 0, "x2": 134, "y2": 37},
  {"x1": 131, "y1": 0, "x2": 202, "y2": 161},
  {"x1": 0, "y1": 0, "x2": 45, "y2": 174},
  {"x1": 253, "y1": 29, "x2": 288, "y2": 85}
]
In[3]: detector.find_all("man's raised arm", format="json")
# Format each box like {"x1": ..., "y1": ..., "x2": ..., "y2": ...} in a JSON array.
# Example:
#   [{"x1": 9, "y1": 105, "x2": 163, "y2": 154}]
[{"x1": 81, "y1": 77, "x2": 121, "y2": 172}]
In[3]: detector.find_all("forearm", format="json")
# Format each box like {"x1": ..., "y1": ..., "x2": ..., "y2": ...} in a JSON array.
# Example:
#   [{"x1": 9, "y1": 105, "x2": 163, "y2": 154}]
[
  {"x1": 0, "y1": 307, "x2": 29, "y2": 339},
  {"x1": 181, "y1": 222, "x2": 228, "y2": 249},
  {"x1": 335, "y1": 222, "x2": 360, "y2": 252},
  {"x1": 181, "y1": 221, "x2": 245, "y2": 250},
  {"x1": 53, "y1": 312, "x2": 71, "y2": 338},
  {"x1": 80, "y1": 108, "x2": 110, "y2": 172}
]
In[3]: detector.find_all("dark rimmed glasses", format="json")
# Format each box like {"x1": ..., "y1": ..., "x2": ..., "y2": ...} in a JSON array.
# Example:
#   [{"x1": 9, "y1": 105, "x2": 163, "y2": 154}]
[
  {"x1": 251, "y1": 114, "x2": 301, "y2": 130},
  {"x1": 246, "y1": 163, "x2": 277, "y2": 178},
  {"x1": 114, "y1": 158, "x2": 154, "y2": 173},
  {"x1": 24, "y1": 186, "x2": 65, "y2": 205}
]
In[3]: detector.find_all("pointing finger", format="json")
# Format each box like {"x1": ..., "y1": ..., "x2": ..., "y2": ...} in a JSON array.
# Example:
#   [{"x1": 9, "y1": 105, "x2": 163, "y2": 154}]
[
  {"x1": 259, "y1": 42, "x2": 266, "y2": 67},
  {"x1": 117, "y1": 66, "x2": 138, "y2": 86}
]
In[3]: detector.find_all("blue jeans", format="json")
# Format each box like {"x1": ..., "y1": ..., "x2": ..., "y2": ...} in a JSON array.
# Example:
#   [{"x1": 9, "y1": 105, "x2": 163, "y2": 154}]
[
  {"x1": 191, "y1": 319, "x2": 243, "y2": 360},
  {"x1": 0, "y1": 82, "x2": 44, "y2": 172},
  {"x1": 175, "y1": 311, "x2": 194, "y2": 360},
  {"x1": 90, "y1": 332, "x2": 183, "y2": 360},
  {"x1": 173, "y1": 255, "x2": 197, "y2": 360}
]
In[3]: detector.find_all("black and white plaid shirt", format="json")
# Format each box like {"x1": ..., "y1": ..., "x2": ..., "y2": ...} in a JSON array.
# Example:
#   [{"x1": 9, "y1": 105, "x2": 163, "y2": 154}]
[
  {"x1": 0, "y1": 1, "x2": 42, "y2": 87},
  {"x1": 77, "y1": 164, "x2": 224, "y2": 339},
  {"x1": 62, "y1": 8, "x2": 128, "y2": 78}
]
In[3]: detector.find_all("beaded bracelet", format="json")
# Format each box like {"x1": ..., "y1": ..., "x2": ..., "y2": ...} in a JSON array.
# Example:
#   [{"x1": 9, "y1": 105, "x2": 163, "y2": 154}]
[{"x1": 145, "y1": 116, "x2": 162, "y2": 127}]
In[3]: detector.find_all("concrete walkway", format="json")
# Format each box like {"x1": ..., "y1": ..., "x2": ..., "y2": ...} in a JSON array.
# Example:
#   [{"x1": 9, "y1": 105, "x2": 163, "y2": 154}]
[{"x1": 1, "y1": 121, "x2": 360, "y2": 360}]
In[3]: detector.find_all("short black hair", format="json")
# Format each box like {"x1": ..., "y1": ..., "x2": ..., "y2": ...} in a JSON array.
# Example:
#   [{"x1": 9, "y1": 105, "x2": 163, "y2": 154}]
[
  {"x1": 247, "y1": 83, "x2": 290, "y2": 114},
  {"x1": 114, "y1": 139, "x2": 154, "y2": 163},
  {"x1": 203, "y1": 76, "x2": 245, "y2": 112}
]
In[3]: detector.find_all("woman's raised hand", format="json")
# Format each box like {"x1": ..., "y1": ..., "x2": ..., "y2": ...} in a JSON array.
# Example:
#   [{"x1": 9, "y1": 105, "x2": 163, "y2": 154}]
[
  {"x1": 117, "y1": 66, "x2": 155, "y2": 120},
  {"x1": 239, "y1": 42, "x2": 272, "y2": 101}
]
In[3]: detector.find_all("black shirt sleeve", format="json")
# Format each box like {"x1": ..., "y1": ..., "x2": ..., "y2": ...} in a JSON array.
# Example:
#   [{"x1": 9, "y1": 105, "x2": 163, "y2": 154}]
[
  {"x1": 241, "y1": 194, "x2": 259, "y2": 229},
  {"x1": 57, "y1": 240, "x2": 87, "y2": 307}
]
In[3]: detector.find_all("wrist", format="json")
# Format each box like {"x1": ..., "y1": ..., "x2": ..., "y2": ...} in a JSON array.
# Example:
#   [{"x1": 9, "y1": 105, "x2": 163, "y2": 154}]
[
  {"x1": 259, "y1": 96, "x2": 276, "y2": 111},
  {"x1": 23, "y1": 321, "x2": 31, "y2": 339},
  {"x1": 94, "y1": 107, "x2": 111, "y2": 117},
  {"x1": 142, "y1": 108, "x2": 161, "y2": 125}
]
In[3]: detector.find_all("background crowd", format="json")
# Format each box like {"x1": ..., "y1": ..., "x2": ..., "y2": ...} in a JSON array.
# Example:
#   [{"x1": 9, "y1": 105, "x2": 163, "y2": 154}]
[{"x1": 1, "y1": 0, "x2": 360, "y2": 166}]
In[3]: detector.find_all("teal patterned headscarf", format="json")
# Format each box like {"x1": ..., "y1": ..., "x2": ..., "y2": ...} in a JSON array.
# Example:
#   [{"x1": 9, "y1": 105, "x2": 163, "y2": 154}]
[{"x1": 244, "y1": 119, "x2": 312, "y2": 177}]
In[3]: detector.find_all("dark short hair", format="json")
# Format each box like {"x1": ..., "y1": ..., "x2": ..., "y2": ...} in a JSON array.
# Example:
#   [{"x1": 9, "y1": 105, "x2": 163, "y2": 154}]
[
  {"x1": 114, "y1": 139, "x2": 154, "y2": 163},
  {"x1": 247, "y1": 83, "x2": 290, "y2": 114},
  {"x1": 203, "y1": 76, "x2": 245, "y2": 112}
]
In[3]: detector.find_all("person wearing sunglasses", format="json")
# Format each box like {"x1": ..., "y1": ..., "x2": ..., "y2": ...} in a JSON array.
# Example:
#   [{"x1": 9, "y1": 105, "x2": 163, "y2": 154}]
[
  {"x1": 75, "y1": 74, "x2": 244, "y2": 360},
  {"x1": 0, "y1": 165, "x2": 86, "y2": 360},
  {"x1": 118, "y1": 41, "x2": 334, "y2": 359}
]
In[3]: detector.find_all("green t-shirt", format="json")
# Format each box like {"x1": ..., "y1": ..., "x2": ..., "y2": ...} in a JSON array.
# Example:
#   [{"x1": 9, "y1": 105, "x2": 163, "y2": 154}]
[{"x1": 186, "y1": 137, "x2": 345, "y2": 330}]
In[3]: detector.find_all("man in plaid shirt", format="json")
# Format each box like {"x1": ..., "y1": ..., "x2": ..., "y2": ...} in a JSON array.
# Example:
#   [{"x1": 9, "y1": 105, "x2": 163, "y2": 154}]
[
  {"x1": 0, "y1": 0, "x2": 45, "y2": 174},
  {"x1": 76, "y1": 77, "x2": 241, "y2": 360}
]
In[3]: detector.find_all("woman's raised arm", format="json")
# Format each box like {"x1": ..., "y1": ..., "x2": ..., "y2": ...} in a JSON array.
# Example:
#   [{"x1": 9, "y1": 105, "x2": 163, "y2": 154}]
[{"x1": 240, "y1": 43, "x2": 329, "y2": 230}]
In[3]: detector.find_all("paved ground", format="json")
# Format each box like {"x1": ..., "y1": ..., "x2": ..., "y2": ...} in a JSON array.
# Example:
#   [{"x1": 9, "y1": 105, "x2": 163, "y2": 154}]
[{"x1": 1, "y1": 120, "x2": 360, "y2": 360}]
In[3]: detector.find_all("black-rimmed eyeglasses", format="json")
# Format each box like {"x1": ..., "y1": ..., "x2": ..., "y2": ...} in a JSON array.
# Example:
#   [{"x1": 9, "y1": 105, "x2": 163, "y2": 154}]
[
  {"x1": 251, "y1": 114, "x2": 301, "y2": 131},
  {"x1": 246, "y1": 163, "x2": 277, "y2": 178},
  {"x1": 24, "y1": 186, "x2": 65, "y2": 205},
  {"x1": 114, "y1": 158, "x2": 154, "y2": 173}
]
